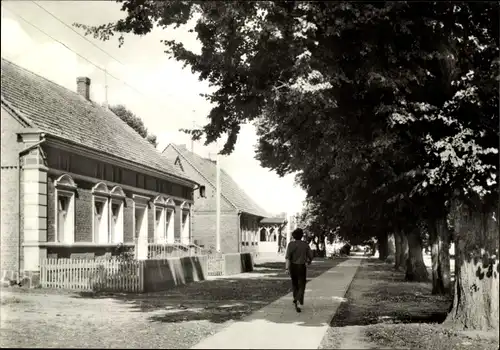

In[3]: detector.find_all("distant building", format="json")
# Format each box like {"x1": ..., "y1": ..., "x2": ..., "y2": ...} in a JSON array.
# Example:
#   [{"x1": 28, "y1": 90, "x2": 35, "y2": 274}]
[
  {"x1": 1, "y1": 59, "x2": 198, "y2": 281},
  {"x1": 163, "y1": 144, "x2": 282, "y2": 254}
]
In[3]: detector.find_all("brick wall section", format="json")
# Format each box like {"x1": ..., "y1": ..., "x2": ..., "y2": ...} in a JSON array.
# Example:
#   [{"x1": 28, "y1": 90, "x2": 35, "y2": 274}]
[
  {"x1": 74, "y1": 186, "x2": 93, "y2": 242},
  {"x1": 123, "y1": 197, "x2": 134, "y2": 242},
  {"x1": 1, "y1": 107, "x2": 26, "y2": 275},
  {"x1": 1, "y1": 169, "x2": 20, "y2": 273},
  {"x1": 192, "y1": 212, "x2": 239, "y2": 253}
]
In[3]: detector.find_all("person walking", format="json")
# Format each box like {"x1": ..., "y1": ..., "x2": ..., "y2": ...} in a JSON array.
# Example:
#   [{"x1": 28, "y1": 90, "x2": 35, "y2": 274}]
[{"x1": 285, "y1": 228, "x2": 314, "y2": 313}]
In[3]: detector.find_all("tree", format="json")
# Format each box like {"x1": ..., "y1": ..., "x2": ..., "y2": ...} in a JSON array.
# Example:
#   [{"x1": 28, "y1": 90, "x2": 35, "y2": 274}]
[
  {"x1": 77, "y1": 1, "x2": 499, "y2": 331},
  {"x1": 109, "y1": 104, "x2": 158, "y2": 148}
]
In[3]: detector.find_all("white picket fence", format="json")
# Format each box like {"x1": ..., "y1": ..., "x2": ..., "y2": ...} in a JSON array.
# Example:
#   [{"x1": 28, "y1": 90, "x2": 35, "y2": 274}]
[
  {"x1": 40, "y1": 258, "x2": 143, "y2": 292},
  {"x1": 39, "y1": 251, "x2": 248, "y2": 292},
  {"x1": 147, "y1": 242, "x2": 207, "y2": 259}
]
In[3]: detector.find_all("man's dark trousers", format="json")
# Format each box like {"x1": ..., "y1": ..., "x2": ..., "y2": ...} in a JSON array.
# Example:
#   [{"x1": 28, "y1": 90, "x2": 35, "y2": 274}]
[{"x1": 290, "y1": 263, "x2": 307, "y2": 305}]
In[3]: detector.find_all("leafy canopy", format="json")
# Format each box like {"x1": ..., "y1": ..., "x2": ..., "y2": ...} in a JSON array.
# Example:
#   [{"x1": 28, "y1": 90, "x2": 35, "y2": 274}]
[
  {"x1": 78, "y1": 2, "x2": 499, "y2": 235},
  {"x1": 109, "y1": 104, "x2": 158, "y2": 148}
]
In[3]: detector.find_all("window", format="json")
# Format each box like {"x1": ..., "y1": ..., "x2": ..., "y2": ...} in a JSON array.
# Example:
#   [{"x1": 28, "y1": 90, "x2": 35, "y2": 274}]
[
  {"x1": 56, "y1": 193, "x2": 74, "y2": 242},
  {"x1": 260, "y1": 228, "x2": 267, "y2": 242},
  {"x1": 109, "y1": 186, "x2": 125, "y2": 244},
  {"x1": 174, "y1": 156, "x2": 184, "y2": 171},
  {"x1": 153, "y1": 196, "x2": 175, "y2": 243},
  {"x1": 110, "y1": 201, "x2": 122, "y2": 243},
  {"x1": 93, "y1": 197, "x2": 108, "y2": 243},
  {"x1": 165, "y1": 208, "x2": 174, "y2": 243},
  {"x1": 181, "y1": 205, "x2": 190, "y2": 245},
  {"x1": 54, "y1": 174, "x2": 76, "y2": 244},
  {"x1": 133, "y1": 194, "x2": 150, "y2": 259},
  {"x1": 154, "y1": 207, "x2": 165, "y2": 243},
  {"x1": 92, "y1": 182, "x2": 109, "y2": 244},
  {"x1": 135, "y1": 207, "x2": 146, "y2": 238}
]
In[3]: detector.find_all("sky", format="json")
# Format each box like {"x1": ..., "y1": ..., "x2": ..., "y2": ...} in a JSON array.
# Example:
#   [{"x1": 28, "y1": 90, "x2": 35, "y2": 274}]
[{"x1": 1, "y1": 1, "x2": 306, "y2": 215}]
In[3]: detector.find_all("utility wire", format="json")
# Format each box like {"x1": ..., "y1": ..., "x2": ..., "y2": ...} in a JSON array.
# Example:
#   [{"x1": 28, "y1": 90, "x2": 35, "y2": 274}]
[
  {"x1": 30, "y1": 1, "x2": 125, "y2": 66},
  {"x1": 2, "y1": 4, "x2": 182, "y2": 102}
]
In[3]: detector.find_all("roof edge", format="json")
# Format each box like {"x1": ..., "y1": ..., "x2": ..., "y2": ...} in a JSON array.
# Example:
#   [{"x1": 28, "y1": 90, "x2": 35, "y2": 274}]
[
  {"x1": 165, "y1": 143, "x2": 238, "y2": 210},
  {"x1": 1, "y1": 96, "x2": 35, "y2": 127}
]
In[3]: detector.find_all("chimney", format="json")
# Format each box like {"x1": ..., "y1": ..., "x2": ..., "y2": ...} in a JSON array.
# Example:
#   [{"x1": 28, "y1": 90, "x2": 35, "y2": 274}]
[{"x1": 76, "y1": 77, "x2": 91, "y2": 100}]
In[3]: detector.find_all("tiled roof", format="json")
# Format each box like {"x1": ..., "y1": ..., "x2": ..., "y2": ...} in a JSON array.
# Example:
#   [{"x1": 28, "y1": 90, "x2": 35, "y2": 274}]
[
  {"x1": 1, "y1": 58, "x2": 194, "y2": 185},
  {"x1": 167, "y1": 144, "x2": 270, "y2": 217}
]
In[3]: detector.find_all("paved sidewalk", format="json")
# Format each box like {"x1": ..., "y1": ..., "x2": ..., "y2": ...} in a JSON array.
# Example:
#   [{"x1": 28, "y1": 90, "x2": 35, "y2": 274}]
[{"x1": 191, "y1": 258, "x2": 362, "y2": 349}]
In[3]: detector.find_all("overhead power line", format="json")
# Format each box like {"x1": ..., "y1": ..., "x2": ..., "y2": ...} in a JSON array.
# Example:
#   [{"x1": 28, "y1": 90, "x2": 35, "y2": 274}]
[
  {"x1": 30, "y1": 1, "x2": 125, "y2": 66},
  {"x1": 2, "y1": 4, "x2": 185, "y2": 103}
]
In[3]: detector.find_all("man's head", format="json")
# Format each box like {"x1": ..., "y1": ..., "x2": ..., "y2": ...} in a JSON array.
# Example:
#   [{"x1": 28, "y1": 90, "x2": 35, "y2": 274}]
[{"x1": 292, "y1": 228, "x2": 304, "y2": 241}]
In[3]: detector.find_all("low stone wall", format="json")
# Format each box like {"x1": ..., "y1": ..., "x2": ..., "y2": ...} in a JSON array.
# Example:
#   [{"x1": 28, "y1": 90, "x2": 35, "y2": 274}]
[
  {"x1": 223, "y1": 252, "x2": 254, "y2": 276},
  {"x1": 142, "y1": 255, "x2": 208, "y2": 292}
]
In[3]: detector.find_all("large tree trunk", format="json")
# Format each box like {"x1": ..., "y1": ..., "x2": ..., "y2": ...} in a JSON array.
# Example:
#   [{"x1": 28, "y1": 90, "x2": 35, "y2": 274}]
[
  {"x1": 394, "y1": 230, "x2": 402, "y2": 269},
  {"x1": 377, "y1": 231, "x2": 388, "y2": 261},
  {"x1": 386, "y1": 233, "x2": 396, "y2": 264},
  {"x1": 428, "y1": 217, "x2": 452, "y2": 295},
  {"x1": 394, "y1": 230, "x2": 408, "y2": 270},
  {"x1": 395, "y1": 231, "x2": 409, "y2": 271},
  {"x1": 405, "y1": 227, "x2": 429, "y2": 282},
  {"x1": 445, "y1": 200, "x2": 499, "y2": 331}
]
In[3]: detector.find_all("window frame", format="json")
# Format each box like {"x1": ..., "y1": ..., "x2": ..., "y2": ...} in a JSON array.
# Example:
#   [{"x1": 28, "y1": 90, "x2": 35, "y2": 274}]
[
  {"x1": 165, "y1": 207, "x2": 175, "y2": 244},
  {"x1": 54, "y1": 174, "x2": 77, "y2": 244},
  {"x1": 154, "y1": 205, "x2": 165, "y2": 243},
  {"x1": 91, "y1": 182, "x2": 110, "y2": 244},
  {"x1": 109, "y1": 186, "x2": 126, "y2": 244},
  {"x1": 180, "y1": 201, "x2": 191, "y2": 245},
  {"x1": 109, "y1": 199, "x2": 124, "y2": 244},
  {"x1": 92, "y1": 195, "x2": 109, "y2": 244},
  {"x1": 55, "y1": 189, "x2": 75, "y2": 244},
  {"x1": 153, "y1": 196, "x2": 175, "y2": 244}
]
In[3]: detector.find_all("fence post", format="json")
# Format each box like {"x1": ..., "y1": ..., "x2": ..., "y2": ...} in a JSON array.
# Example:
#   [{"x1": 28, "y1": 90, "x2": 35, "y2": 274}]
[{"x1": 138, "y1": 260, "x2": 144, "y2": 293}]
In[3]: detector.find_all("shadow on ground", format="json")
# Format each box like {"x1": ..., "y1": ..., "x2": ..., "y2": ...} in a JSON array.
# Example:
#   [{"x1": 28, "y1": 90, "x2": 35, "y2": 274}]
[
  {"x1": 72, "y1": 258, "x2": 348, "y2": 326},
  {"x1": 329, "y1": 258, "x2": 453, "y2": 327}
]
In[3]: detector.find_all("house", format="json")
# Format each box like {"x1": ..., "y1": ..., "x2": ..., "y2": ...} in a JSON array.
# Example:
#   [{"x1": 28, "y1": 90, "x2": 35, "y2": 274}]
[
  {"x1": 0, "y1": 58, "x2": 199, "y2": 282},
  {"x1": 163, "y1": 144, "x2": 273, "y2": 254}
]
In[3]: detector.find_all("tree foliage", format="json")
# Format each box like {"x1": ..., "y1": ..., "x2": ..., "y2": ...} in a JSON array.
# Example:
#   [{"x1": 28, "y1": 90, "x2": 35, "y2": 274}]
[
  {"x1": 109, "y1": 104, "x2": 158, "y2": 148},
  {"x1": 78, "y1": 0, "x2": 498, "y2": 241}
]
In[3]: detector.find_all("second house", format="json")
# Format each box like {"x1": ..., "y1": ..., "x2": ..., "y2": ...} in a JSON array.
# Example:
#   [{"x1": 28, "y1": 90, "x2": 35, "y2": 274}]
[{"x1": 163, "y1": 144, "x2": 271, "y2": 253}]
